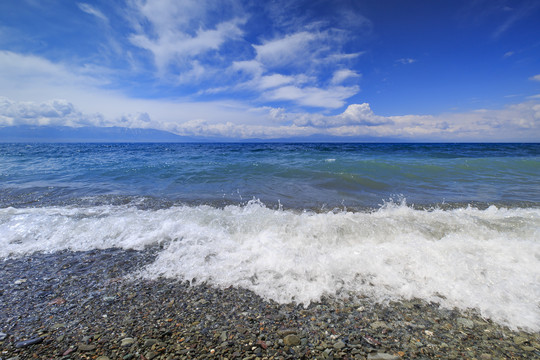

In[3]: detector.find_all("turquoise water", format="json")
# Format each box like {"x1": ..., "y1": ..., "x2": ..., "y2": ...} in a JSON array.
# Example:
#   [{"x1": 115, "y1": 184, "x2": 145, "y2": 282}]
[
  {"x1": 1, "y1": 143, "x2": 539, "y2": 330},
  {"x1": 1, "y1": 143, "x2": 538, "y2": 209}
]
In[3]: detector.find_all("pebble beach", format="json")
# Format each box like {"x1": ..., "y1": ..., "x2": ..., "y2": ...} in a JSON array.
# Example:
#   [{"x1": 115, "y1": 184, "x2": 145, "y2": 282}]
[{"x1": 1, "y1": 248, "x2": 539, "y2": 360}]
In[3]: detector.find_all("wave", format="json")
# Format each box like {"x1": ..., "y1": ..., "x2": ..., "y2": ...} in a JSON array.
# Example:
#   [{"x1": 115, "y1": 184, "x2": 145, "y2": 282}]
[{"x1": 1, "y1": 200, "x2": 539, "y2": 331}]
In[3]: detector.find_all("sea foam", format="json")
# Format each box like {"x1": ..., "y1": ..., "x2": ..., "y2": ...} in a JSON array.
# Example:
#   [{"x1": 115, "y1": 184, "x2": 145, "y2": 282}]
[{"x1": 1, "y1": 200, "x2": 539, "y2": 331}]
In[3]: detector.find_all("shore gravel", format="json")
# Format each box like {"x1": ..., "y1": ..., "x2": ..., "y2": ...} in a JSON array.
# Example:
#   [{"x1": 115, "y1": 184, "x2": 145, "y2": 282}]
[{"x1": 1, "y1": 249, "x2": 539, "y2": 359}]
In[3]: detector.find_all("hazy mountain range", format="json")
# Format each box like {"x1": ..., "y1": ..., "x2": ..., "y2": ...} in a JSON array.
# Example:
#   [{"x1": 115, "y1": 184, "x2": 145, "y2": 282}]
[{"x1": 0, "y1": 125, "x2": 403, "y2": 143}]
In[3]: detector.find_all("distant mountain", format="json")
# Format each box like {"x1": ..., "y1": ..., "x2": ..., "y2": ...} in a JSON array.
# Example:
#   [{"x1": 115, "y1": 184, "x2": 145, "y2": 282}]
[
  {"x1": 0, "y1": 125, "x2": 201, "y2": 143},
  {"x1": 0, "y1": 125, "x2": 405, "y2": 143},
  {"x1": 237, "y1": 133, "x2": 406, "y2": 143}
]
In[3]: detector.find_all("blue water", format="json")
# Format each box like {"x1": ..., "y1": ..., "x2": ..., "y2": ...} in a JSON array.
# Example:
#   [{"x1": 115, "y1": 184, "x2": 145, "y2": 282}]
[
  {"x1": 1, "y1": 143, "x2": 539, "y2": 209},
  {"x1": 1, "y1": 142, "x2": 540, "y2": 331}
]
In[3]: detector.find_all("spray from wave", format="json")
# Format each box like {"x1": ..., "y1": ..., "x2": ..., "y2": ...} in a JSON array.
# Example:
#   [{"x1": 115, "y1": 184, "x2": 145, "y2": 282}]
[{"x1": 1, "y1": 200, "x2": 539, "y2": 331}]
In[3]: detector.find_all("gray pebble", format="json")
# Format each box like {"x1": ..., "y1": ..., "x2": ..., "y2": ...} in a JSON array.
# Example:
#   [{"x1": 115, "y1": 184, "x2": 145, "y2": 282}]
[
  {"x1": 120, "y1": 337, "x2": 135, "y2": 347},
  {"x1": 333, "y1": 340, "x2": 346, "y2": 350},
  {"x1": 15, "y1": 337, "x2": 43, "y2": 348},
  {"x1": 283, "y1": 334, "x2": 301, "y2": 346},
  {"x1": 457, "y1": 317, "x2": 474, "y2": 329},
  {"x1": 367, "y1": 352, "x2": 400, "y2": 360},
  {"x1": 78, "y1": 343, "x2": 97, "y2": 351}
]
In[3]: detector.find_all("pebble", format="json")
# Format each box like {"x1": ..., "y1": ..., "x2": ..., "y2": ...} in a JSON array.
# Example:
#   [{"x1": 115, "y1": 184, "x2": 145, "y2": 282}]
[
  {"x1": 121, "y1": 337, "x2": 136, "y2": 347},
  {"x1": 457, "y1": 317, "x2": 474, "y2": 329},
  {"x1": 283, "y1": 334, "x2": 301, "y2": 346},
  {"x1": 144, "y1": 338, "x2": 158, "y2": 347},
  {"x1": 0, "y1": 332, "x2": 7, "y2": 341},
  {"x1": 1, "y1": 249, "x2": 539, "y2": 360},
  {"x1": 145, "y1": 351, "x2": 158, "y2": 359},
  {"x1": 14, "y1": 337, "x2": 43, "y2": 348},
  {"x1": 367, "y1": 352, "x2": 400, "y2": 360},
  {"x1": 51, "y1": 323, "x2": 66, "y2": 330},
  {"x1": 62, "y1": 346, "x2": 77, "y2": 356},
  {"x1": 370, "y1": 320, "x2": 389, "y2": 330},
  {"x1": 78, "y1": 343, "x2": 97, "y2": 351}
]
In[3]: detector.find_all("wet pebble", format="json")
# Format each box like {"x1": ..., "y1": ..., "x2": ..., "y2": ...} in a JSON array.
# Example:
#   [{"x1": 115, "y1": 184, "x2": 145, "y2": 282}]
[
  {"x1": 283, "y1": 334, "x2": 301, "y2": 346},
  {"x1": 78, "y1": 343, "x2": 97, "y2": 351},
  {"x1": 1, "y1": 249, "x2": 539, "y2": 360},
  {"x1": 367, "y1": 352, "x2": 400, "y2": 360},
  {"x1": 120, "y1": 337, "x2": 136, "y2": 347},
  {"x1": 14, "y1": 337, "x2": 43, "y2": 348}
]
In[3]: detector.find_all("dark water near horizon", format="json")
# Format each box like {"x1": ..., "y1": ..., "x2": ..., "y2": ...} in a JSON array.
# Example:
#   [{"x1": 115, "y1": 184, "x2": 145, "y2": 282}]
[
  {"x1": 1, "y1": 142, "x2": 538, "y2": 209},
  {"x1": 1, "y1": 142, "x2": 539, "y2": 331}
]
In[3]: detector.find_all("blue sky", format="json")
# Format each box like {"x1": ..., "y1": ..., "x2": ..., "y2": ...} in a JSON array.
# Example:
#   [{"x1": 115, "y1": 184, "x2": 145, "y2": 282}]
[{"x1": 0, "y1": 0, "x2": 539, "y2": 141}]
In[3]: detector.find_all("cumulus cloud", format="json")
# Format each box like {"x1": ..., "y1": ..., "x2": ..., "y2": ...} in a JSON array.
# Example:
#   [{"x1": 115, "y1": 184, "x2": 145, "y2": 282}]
[
  {"x1": 530, "y1": 74, "x2": 540, "y2": 82},
  {"x1": 0, "y1": 98, "x2": 169, "y2": 130},
  {"x1": 171, "y1": 118, "x2": 314, "y2": 139},
  {"x1": 2, "y1": 95, "x2": 538, "y2": 142},
  {"x1": 0, "y1": 97, "x2": 104, "y2": 127},
  {"x1": 168, "y1": 101, "x2": 540, "y2": 141}
]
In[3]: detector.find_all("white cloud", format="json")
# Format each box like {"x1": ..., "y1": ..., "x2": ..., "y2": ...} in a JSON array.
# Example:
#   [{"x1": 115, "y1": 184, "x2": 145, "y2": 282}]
[
  {"x1": 2, "y1": 94, "x2": 538, "y2": 142},
  {"x1": 530, "y1": 74, "x2": 540, "y2": 82},
  {"x1": 130, "y1": 18, "x2": 244, "y2": 75},
  {"x1": 503, "y1": 51, "x2": 515, "y2": 58},
  {"x1": 0, "y1": 51, "x2": 271, "y2": 130},
  {"x1": 124, "y1": 1, "x2": 367, "y2": 109},
  {"x1": 1, "y1": 51, "x2": 537, "y2": 142},
  {"x1": 331, "y1": 69, "x2": 361, "y2": 85},
  {"x1": 493, "y1": 1, "x2": 540, "y2": 38},
  {"x1": 338, "y1": 103, "x2": 390, "y2": 126},
  {"x1": 254, "y1": 31, "x2": 319, "y2": 69},
  {"x1": 171, "y1": 101, "x2": 540, "y2": 140},
  {"x1": 258, "y1": 74, "x2": 295, "y2": 90},
  {"x1": 78, "y1": 3, "x2": 108, "y2": 22},
  {"x1": 396, "y1": 58, "x2": 416, "y2": 64},
  {"x1": 264, "y1": 85, "x2": 359, "y2": 109},
  {"x1": 325, "y1": 52, "x2": 365, "y2": 62},
  {"x1": 128, "y1": 0, "x2": 245, "y2": 76},
  {"x1": 233, "y1": 60, "x2": 263, "y2": 77},
  {"x1": 0, "y1": 97, "x2": 105, "y2": 127},
  {"x1": 0, "y1": 50, "x2": 105, "y2": 88}
]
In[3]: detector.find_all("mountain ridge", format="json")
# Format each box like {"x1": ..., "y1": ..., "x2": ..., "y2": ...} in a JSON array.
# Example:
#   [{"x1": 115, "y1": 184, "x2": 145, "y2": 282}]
[{"x1": 0, "y1": 125, "x2": 405, "y2": 143}]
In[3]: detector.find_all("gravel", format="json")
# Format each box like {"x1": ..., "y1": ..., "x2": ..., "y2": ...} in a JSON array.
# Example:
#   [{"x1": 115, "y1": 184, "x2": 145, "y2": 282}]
[{"x1": 1, "y1": 248, "x2": 539, "y2": 359}]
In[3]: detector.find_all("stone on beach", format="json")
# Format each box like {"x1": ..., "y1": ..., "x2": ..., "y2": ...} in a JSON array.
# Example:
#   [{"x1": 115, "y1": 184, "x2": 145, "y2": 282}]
[
  {"x1": 1, "y1": 249, "x2": 539, "y2": 360},
  {"x1": 368, "y1": 352, "x2": 400, "y2": 360},
  {"x1": 14, "y1": 337, "x2": 43, "y2": 348},
  {"x1": 283, "y1": 334, "x2": 301, "y2": 346}
]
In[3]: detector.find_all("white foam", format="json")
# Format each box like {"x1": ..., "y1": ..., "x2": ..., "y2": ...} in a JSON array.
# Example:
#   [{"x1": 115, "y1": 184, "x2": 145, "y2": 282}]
[{"x1": 1, "y1": 201, "x2": 539, "y2": 331}]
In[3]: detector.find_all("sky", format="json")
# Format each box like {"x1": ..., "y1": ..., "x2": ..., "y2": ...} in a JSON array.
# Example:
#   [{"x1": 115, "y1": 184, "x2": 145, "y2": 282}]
[{"x1": 0, "y1": 0, "x2": 539, "y2": 141}]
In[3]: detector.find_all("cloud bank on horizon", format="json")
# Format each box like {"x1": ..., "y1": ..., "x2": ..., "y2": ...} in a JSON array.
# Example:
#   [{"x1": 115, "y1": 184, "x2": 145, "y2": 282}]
[{"x1": 0, "y1": 0, "x2": 539, "y2": 141}]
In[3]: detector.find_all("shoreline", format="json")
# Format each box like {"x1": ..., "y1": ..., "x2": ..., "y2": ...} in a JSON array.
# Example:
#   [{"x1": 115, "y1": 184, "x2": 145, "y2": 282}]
[{"x1": 1, "y1": 249, "x2": 539, "y2": 359}]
